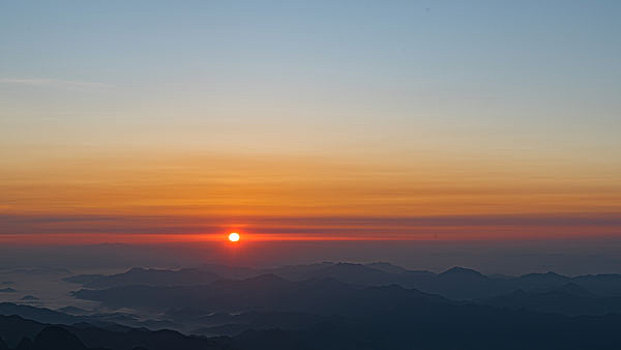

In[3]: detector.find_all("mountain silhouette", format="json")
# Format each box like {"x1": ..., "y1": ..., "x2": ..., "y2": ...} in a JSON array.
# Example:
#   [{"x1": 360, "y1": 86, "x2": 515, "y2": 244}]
[
  {"x1": 11, "y1": 260, "x2": 621, "y2": 349},
  {"x1": 33, "y1": 326, "x2": 87, "y2": 350},
  {"x1": 74, "y1": 273, "x2": 447, "y2": 316},
  {"x1": 481, "y1": 283, "x2": 621, "y2": 316},
  {"x1": 15, "y1": 337, "x2": 33, "y2": 350},
  {"x1": 67, "y1": 267, "x2": 221, "y2": 289},
  {"x1": 0, "y1": 315, "x2": 229, "y2": 350},
  {"x1": 67, "y1": 262, "x2": 621, "y2": 304}
]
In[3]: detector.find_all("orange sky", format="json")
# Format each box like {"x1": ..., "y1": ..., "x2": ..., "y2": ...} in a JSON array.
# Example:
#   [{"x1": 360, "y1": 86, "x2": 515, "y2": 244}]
[
  {"x1": 2, "y1": 149, "x2": 620, "y2": 244},
  {"x1": 4, "y1": 149, "x2": 620, "y2": 215}
]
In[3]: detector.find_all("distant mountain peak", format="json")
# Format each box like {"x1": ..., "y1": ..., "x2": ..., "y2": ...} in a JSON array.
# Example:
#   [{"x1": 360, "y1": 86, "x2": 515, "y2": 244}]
[
  {"x1": 243, "y1": 273, "x2": 290, "y2": 284},
  {"x1": 439, "y1": 267, "x2": 485, "y2": 278},
  {"x1": 326, "y1": 263, "x2": 371, "y2": 270},
  {"x1": 126, "y1": 267, "x2": 148, "y2": 273},
  {"x1": 34, "y1": 326, "x2": 87, "y2": 350},
  {"x1": 519, "y1": 271, "x2": 569, "y2": 280},
  {"x1": 365, "y1": 262, "x2": 408, "y2": 274}
]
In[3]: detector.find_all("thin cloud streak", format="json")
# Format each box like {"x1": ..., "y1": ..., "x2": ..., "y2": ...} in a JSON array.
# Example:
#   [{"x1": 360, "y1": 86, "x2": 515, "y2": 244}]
[
  {"x1": 1, "y1": 213, "x2": 620, "y2": 241},
  {"x1": 0, "y1": 78, "x2": 113, "y2": 89}
]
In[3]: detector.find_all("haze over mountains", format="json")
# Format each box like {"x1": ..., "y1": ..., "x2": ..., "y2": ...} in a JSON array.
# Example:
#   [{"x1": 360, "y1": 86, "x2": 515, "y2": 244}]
[
  {"x1": 3, "y1": 261, "x2": 621, "y2": 349},
  {"x1": 68, "y1": 261, "x2": 621, "y2": 301}
]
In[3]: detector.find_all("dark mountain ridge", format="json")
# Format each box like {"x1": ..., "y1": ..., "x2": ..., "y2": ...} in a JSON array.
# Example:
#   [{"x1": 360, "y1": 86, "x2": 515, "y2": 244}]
[{"x1": 0, "y1": 315, "x2": 229, "y2": 350}]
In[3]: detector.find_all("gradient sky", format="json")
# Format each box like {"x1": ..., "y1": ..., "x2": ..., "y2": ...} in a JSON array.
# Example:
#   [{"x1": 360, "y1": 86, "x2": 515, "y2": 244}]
[{"x1": 1, "y1": 1, "x2": 620, "y2": 244}]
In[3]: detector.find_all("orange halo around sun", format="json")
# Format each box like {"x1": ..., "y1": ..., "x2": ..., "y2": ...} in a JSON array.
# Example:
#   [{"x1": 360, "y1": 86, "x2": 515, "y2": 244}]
[{"x1": 228, "y1": 232, "x2": 240, "y2": 242}]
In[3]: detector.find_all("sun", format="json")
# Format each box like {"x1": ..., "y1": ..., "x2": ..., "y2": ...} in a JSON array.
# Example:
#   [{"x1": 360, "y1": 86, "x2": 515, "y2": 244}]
[{"x1": 228, "y1": 232, "x2": 240, "y2": 242}]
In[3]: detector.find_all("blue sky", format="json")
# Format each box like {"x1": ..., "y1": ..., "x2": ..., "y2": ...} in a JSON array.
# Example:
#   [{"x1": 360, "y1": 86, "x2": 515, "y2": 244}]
[{"x1": 2, "y1": 1, "x2": 619, "y2": 138}]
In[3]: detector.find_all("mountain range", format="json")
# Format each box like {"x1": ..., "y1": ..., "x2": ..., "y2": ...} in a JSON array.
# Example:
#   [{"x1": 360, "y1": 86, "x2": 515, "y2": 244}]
[{"x1": 5, "y1": 262, "x2": 621, "y2": 349}]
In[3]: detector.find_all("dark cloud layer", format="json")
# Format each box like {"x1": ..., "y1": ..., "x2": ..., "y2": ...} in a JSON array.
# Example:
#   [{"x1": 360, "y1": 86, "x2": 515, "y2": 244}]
[{"x1": 2, "y1": 213, "x2": 620, "y2": 236}]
